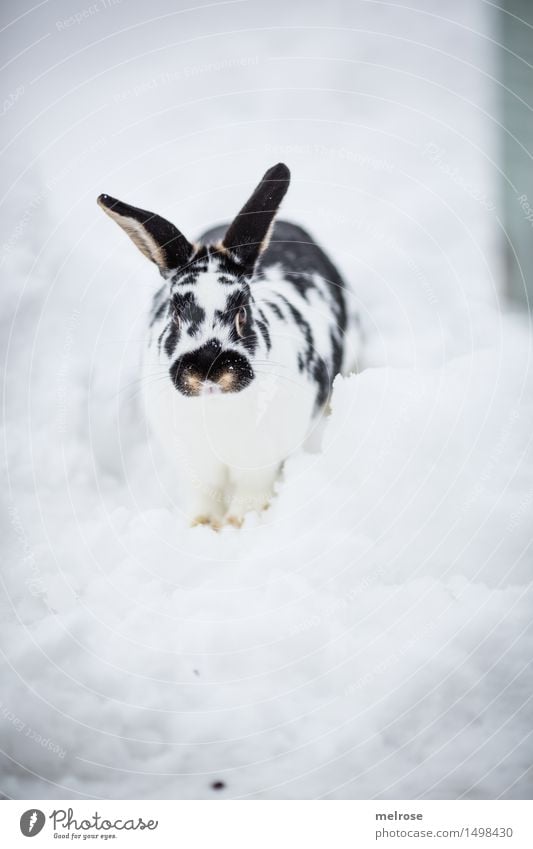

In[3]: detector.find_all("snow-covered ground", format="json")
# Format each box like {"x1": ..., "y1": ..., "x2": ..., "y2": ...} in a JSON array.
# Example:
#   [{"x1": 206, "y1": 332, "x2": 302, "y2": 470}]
[{"x1": 1, "y1": 0, "x2": 532, "y2": 799}]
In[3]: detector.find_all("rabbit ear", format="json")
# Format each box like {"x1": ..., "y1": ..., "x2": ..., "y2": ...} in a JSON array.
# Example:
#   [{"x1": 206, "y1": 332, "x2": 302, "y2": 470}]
[
  {"x1": 222, "y1": 163, "x2": 290, "y2": 270},
  {"x1": 97, "y1": 194, "x2": 193, "y2": 271}
]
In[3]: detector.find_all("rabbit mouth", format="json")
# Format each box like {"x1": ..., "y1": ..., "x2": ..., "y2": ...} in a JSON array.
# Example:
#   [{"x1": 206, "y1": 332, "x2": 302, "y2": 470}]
[{"x1": 169, "y1": 344, "x2": 254, "y2": 397}]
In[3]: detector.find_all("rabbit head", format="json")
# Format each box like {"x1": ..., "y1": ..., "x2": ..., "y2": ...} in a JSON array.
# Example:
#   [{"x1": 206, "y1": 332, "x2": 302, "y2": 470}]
[{"x1": 98, "y1": 163, "x2": 290, "y2": 397}]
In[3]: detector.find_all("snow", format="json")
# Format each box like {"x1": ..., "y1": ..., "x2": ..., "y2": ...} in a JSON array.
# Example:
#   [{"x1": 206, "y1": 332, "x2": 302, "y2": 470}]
[{"x1": 1, "y1": 0, "x2": 532, "y2": 799}]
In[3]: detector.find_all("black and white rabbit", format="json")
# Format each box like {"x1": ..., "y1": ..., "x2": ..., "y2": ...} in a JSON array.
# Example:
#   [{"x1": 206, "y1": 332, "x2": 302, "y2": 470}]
[{"x1": 98, "y1": 163, "x2": 360, "y2": 527}]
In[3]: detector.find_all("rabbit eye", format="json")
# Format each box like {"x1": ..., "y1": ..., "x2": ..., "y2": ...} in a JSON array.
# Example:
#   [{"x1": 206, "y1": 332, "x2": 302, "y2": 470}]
[{"x1": 235, "y1": 306, "x2": 247, "y2": 338}]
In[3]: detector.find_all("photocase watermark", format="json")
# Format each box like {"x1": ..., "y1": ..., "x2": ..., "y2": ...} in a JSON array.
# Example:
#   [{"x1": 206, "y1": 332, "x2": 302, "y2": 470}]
[
  {"x1": 462, "y1": 407, "x2": 521, "y2": 512},
  {"x1": 289, "y1": 564, "x2": 386, "y2": 637},
  {"x1": 0, "y1": 193, "x2": 45, "y2": 267},
  {"x1": 0, "y1": 137, "x2": 107, "y2": 266},
  {"x1": 114, "y1": 57, "x2": 260, "y2": 102},
  {"x1": 8, "y1": 501, "x2": 45, "y2": 598},
  {"x1": 255, "y1": 370, "x2": 282, "y2": 426},
  {"x1": 0, "y1": 698, "x2": 66, "y2": 759},
  {"x1": 19, "y1": 807, "x2": 158, "y2": 838},
  {"x1": 1, "y1": 85, "x2": 24, "y2": 116},
  {"x1": 20, "y1": 809, "x2": 45, "y2": 837},
  {"x1": 344, "y1": 619, "x2": 437, "y2": 696},
  {"x1": 56, "y1": 308, "x2": 82, "y2": 434},
  {"x1": 55, "y1": 0, "x2": 122, "y2": 31},
  {"x1": 372, "y1": 384, "x2": 427, "y2": 472},
  {"x1": 422, "y1": 142, "x2": 496, "y2": 212},
  {"x1": 264, "y1": 141, "x2": 394, "y2": 172},
  {"x1": 506, "y1": 487, "x2": 533, "y2": 534},
  {"x1": 48, "y1": 135, "x2": 107, "y2": 190},
  {"x1": 311, "y1": 205, "x2": 439, "y2": 307},
  {"x1": 516, "y1": 193, "x2": 533, "y2": 229}
]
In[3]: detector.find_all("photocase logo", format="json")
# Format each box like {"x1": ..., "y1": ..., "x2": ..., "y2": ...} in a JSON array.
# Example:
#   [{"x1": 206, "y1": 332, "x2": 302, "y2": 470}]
[{"x1": 20, "y1": 809, "x2": 45, "y2": 837}]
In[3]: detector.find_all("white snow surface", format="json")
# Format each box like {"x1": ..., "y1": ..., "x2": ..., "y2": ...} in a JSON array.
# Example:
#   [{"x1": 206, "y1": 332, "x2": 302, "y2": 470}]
[{"x1": 1, "y1": 0, "x2": 532, "y2": 799}]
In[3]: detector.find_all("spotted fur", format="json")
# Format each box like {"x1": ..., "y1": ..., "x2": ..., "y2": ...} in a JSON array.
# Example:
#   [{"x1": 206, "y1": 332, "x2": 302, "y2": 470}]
[{"x1": 98, "y1": 163, "x2": 361, "y2": 526}]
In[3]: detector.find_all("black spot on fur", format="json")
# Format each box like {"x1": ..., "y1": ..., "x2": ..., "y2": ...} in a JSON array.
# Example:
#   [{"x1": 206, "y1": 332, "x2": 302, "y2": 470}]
[
  {"x1": 151, "y1": 300, "x2": 168, "y2": 325},
  {"x1": 217, "y1": 275, "x2": 236, "y2": 285},
  {"x1": 215, "y1": 290, "x2": 245, "y2": 327},
  {"x1": 215, "y1": 290, "x2": 258, "y2": 354},
  {"x1": 260, "y1": 220, "x2": 348, "y2": 340},
  {"x1": 278, "y1": 295, "x2": 315, "y2": 368},
  {"x1": 149, "y1": 286, "x2": 168, "y2": 326},
  {"x1": 256, "y1": 309, "x2": 271, "y2": 351},
  {"x1": 329, "y1": 328, "x2": 344, "y2": 381},
  {"x1": 172, "y1": 292, "x2": 205, "y2": 334},
  {"x1": 194, "y1": 298, "x2": 207, "y2": 318},
  {"x1": 170, "y1": 246, "x2": 210, "y2": 288},
  {"x1": 313, "y1": 357, "x2": 331, "y2": 409},
  {"x1": 164, "y1": 321, "x2": 180, "y2": 358},
  {"x1": 267, "y1": 300, "x2": 284, "y2": 320},
  {"x1": 284, "y1": 270, "x2": 319, "y2": 300}
]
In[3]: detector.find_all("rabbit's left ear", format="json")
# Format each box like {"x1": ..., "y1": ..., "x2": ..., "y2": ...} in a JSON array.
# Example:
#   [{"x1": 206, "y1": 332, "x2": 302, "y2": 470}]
[
  {"x1": 222, "y1": 163, "x2": 290, "y2": 271},
  {"x1": 97, "y1": 194, "x2": 193, "y2": 272}
]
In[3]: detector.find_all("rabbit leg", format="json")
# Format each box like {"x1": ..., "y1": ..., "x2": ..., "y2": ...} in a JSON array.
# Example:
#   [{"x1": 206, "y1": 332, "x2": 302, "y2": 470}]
[
  {"x1": 225, "y1": 466, "x2": 279, "y2": 526},
  {"x1": 184, "y1": 460, "x2": 228, "y2": 529}
]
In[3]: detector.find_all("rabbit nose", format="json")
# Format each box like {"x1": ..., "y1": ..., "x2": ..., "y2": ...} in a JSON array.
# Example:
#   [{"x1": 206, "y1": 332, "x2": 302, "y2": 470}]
[{"x1": 187, "y1": 340, "x2": 223, "y2": 381}]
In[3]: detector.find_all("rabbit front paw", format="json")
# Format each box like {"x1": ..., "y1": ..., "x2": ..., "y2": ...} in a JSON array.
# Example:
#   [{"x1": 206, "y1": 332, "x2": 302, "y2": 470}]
[
  {"x1": 187, "y1": 489, "x2": 225, "y2": 531},
  {"x1": 190, "y1": 514, "x2": 222, "y2": 531},
  {"x1": 224, "y1": 467, "x2": 278, "y2": 527}
]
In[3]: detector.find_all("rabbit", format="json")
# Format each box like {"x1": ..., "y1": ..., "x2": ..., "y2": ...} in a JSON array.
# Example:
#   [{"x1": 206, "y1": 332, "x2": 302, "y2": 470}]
[{"x1": 97, "y1": 163, "x2": 360, "y2": 527}]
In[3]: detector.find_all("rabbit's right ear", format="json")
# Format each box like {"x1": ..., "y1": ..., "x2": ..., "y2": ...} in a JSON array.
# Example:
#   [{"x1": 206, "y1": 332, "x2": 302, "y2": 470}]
[
  {"x1": 222, "y1": 163, "x2": 290, "y2": 271},
  {"x1": 97, "y1": 194, "x2": 193, "y2": 272}
]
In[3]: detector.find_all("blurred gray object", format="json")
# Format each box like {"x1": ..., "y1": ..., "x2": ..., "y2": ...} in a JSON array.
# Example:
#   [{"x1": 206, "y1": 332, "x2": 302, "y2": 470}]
[{"x1": 502, "y1": 0, "x2": 533, "y2": 307}]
